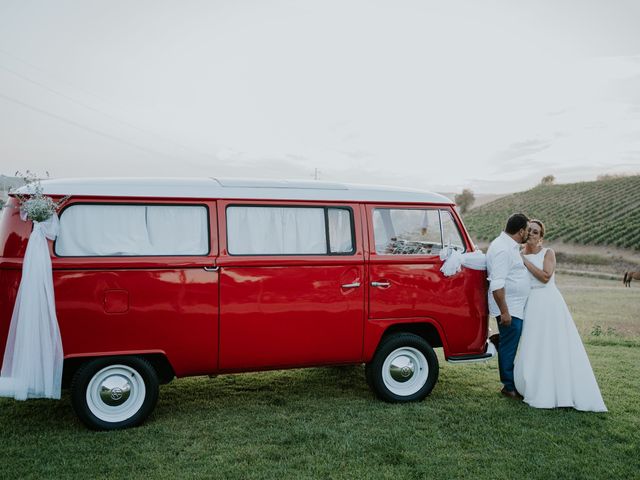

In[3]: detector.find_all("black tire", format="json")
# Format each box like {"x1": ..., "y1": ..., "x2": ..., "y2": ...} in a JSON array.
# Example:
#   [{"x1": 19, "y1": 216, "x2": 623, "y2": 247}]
[
  {"x1": 71, "y1": 356, "x2": 159, "y2": 430},
  {"x1": 365, "y1": 333, "x2": 439, "y2": 403}
]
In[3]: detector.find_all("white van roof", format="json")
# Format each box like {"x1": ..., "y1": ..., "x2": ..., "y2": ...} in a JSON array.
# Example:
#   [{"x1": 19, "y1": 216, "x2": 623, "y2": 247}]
[{"x1": 17, "y1": 177, "x2": 453, "y2": 204}]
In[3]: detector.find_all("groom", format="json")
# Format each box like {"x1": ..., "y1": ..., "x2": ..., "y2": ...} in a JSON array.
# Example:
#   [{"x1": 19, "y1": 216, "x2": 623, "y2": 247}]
[{"x1": 486, "y1": 213, "x2": 530, "y2": 399}]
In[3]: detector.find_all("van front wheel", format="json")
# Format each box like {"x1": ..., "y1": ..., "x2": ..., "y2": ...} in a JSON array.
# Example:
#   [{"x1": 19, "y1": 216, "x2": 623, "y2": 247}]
[
  {"x1": 366, "y1": 333, "x2": 439, "y2": 402},
  {"x1": 71, "y1": 356, "x2": 159, "y2": 430}
]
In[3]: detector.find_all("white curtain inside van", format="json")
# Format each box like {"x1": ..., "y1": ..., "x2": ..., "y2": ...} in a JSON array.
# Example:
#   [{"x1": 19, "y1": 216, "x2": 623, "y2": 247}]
[
  {"x1": 328, "y1": 208, "x2": 353, "y2": 253},
  {"x1": 227, "y1": 206, "x2": 327, "y2": 255},
  {"x1": 55, "y1": 205, "x2": 208, "y2": 256}
]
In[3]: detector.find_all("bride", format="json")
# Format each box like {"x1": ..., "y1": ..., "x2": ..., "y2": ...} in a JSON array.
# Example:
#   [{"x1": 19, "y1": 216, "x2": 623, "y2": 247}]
[{"x1": 514, "y1": 219, "x2": 607, "y2": 412}]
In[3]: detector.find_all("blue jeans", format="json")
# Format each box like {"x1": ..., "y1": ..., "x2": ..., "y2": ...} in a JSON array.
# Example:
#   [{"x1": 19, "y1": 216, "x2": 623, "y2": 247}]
[{"x1": 496, "y1": 315, "x2": 523, "y2": 392}]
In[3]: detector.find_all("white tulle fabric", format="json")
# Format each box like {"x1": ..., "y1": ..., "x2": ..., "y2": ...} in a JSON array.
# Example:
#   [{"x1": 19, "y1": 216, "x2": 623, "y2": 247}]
[
  {"x1": 439, "y1": 248, "x2": 487, "y2": 276},
  {"x1": 0, "y1": 214, "x2": 63, "y2": 400},
  {"x1": 514, "y1": 248, "x2": 607, "y2": 412}
]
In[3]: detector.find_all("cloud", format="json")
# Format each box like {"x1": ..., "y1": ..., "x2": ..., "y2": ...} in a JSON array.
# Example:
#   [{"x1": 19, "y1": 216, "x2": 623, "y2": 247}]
[
  {"x1": 486, "y1": 138, "x2": 557, "y2": 179},
  {"x1": 493, "y1": 138, "x2": 554, "y2": 161},
  {"x1": 604, "y1": 74, "x2": 640, "y2": 106},
  {"x1": 3, "y1": 6, "x2": 640, "y2": 197}
]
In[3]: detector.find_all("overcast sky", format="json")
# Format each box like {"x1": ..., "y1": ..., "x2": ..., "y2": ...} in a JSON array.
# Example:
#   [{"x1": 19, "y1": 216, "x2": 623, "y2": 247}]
[{"x1": 1, "y1": 1, "x2": 640, "y2": 193}]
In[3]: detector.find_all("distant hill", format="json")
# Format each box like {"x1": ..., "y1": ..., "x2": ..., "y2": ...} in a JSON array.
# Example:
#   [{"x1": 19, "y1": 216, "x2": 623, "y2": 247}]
[
  {"x1": 0, "y1": 175, "x2": 24, "y2": 191},
  {"x1": 439, "y1": 192, "x2": 508, "y2": 208},
  {"x1": 0, "y1": 175, "x2": 25, "y2": 206},
  {"x1": 463, "y1": 175, "x2": 640, "y2": 250},
  {"x1": 471, "y1": 193, "x2": 509, "y2": 209}
]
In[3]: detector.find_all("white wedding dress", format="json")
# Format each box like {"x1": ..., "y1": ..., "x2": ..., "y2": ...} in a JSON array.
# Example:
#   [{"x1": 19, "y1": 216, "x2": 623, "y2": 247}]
[{"x1": 514, "y1": 248, "x2": 607, "y2": 412}]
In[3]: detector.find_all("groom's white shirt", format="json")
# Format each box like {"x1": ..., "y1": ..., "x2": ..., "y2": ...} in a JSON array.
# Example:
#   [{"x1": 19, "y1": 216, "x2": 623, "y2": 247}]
[{"x1": 486, "y1": 231, "x2": 530, "y2": 318}]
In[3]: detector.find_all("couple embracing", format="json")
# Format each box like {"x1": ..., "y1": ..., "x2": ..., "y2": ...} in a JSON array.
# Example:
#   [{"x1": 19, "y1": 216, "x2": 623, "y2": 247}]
[{"x1": 487, "y1": 213, "x2": 607, "y2": 412}]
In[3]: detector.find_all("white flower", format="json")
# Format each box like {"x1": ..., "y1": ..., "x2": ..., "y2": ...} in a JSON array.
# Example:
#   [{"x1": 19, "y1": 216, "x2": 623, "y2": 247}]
[{"x1": 11, "y1": 171, "x2": 69, "y2": 222}]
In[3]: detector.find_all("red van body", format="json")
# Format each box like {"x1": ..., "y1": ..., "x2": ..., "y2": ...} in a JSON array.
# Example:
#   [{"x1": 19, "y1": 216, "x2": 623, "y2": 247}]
[{"x1": 0, "y1": 178, "x2": 488, "y2": 429}]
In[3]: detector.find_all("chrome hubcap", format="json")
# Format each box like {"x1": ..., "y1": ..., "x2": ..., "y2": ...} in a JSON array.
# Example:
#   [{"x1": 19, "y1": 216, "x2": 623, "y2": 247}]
[
  {"x1": 389, "y1": 355, "x2": 416, "y2": 382},
  {"x1": 99, "y1": 375, "x2": 133, "y2": 406},
  {"x1": 381, "y1": 347, "x2": 429, "y2": 396},
  {"x1": 86, "y1": 364, "x2": 146, "y2": 423}
]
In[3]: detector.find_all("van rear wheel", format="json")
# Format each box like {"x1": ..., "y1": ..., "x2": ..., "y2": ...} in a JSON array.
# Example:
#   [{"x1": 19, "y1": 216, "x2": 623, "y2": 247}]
[
  {"x1": 71, "y1": 356, "x2": 159, "y2": 430},
  {"x1": 366, "y1": 333, "x2": 439, "y2": 402}
]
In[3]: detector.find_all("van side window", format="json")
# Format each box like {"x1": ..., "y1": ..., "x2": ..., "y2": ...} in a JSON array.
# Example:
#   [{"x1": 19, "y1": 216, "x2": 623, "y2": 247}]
[
  {"x1": 373, "y1": 209, "x2": 442, "y2": 255},
  {"x1": 440, "y1": 210, "x2": 466, "y2": 253},
  {"x1": 328, "y1": 208, "x2": 353, "y2": 253},
  {"x1": 55, "y1": 204, "x2": 209, "y2": 256},
  {"x1": 227, "y1": 206, "x2": 354, "y2": 255}
]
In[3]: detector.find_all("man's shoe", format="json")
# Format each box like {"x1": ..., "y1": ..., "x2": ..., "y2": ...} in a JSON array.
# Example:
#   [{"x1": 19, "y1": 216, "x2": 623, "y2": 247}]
[{"x1": 501, "y1": 387, "x2": 523, "y2": 400}]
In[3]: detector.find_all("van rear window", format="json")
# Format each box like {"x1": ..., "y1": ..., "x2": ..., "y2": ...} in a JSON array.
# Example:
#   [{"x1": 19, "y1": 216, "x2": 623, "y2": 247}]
[
  {"x1": 226, "y1": 206, "x2": 354, "y2": 255},
  {"x1": 55, "y1": 204, "x2": 209, "y2": 256}
]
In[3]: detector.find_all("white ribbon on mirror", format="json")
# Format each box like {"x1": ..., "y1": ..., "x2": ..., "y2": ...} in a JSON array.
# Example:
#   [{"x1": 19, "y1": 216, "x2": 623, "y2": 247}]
[
  {"x1": 0, "y1": 214, "x2": 63, "y2": 400},
  {"x1": 440, "y1": 246, "x2": 487, "y2": 277}
]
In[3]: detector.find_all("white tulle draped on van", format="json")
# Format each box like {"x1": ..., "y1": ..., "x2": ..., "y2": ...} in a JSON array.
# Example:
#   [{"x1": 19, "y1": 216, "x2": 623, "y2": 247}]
[
  {"x1": 439, "y1": 248, "x2": 487, "y2": 276},
  {"x1": 0, "y1": 214, "x2": 63, "y2": 400}
]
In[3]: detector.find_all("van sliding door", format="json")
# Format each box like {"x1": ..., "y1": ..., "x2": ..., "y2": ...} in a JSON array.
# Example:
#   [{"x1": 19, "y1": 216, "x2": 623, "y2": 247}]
[{"x1": 217, "y1": 201, "x2": 365, "y2": 371}]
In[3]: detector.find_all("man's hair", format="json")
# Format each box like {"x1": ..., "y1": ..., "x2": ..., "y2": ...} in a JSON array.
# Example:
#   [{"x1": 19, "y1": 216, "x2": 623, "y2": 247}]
[{"x1": 505, "y1": 213, "x2": 529, "y2": 235}]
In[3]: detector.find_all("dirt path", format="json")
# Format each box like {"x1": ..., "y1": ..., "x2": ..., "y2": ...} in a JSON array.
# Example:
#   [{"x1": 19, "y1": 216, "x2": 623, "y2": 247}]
[
  {"x1": 550, "y1": 241, "x2": 640, "y2": 264},
  {"x1": 474, "y1": 240, "x2": 640, "y2": 276}
]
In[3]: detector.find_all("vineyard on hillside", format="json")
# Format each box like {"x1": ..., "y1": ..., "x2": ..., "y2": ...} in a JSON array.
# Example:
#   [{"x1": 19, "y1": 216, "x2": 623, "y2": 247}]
[{"x1": 463, "y1": 175, "x2": 640, "y2": 250}]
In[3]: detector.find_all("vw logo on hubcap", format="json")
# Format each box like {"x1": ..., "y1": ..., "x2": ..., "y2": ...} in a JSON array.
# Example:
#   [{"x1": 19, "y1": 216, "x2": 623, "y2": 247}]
[
  {"x1": 110, "y1": 387, "x2": 123, "y2": 401},
  {"x1": 389, "y1": 355, "x2": 415, "y2": 382},
  {"x1": 99, "y1": 375, "x2": 132, "y2": 406}
]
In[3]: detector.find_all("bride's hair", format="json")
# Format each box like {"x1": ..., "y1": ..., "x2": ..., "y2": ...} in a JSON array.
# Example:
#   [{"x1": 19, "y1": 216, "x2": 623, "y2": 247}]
[{"x1": 530, "y1": 219, "x2": 545, "y2": 238}]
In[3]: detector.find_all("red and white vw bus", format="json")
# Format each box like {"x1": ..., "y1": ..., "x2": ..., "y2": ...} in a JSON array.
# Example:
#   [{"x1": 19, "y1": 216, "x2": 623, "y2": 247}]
[{"x1": 0, "y1": 178, "x2": 489, "y2": 429}]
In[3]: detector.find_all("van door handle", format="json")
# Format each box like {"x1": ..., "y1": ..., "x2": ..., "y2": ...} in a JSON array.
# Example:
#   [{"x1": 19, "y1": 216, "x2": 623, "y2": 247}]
[
  {"x1": 371, "y1": 281, "x2": 390, "y2": 288},
  {"x1": 203, "y1": 266, "x2": 219, "y2": 272},
  {"x1": 341, "y1": 282, "x2": 361, "y2": 289}
]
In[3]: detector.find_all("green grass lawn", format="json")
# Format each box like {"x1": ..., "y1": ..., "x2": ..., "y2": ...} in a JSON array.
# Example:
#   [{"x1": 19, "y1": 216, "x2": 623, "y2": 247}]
[{"x1": 1, "y1": 276, "x2": 639, "y2": 479}]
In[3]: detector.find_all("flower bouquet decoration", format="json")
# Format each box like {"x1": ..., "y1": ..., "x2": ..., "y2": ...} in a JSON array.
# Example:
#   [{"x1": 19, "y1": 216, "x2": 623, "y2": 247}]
[{"x1": 12, "y1": 170, "x2": 69, "y2": 222}]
